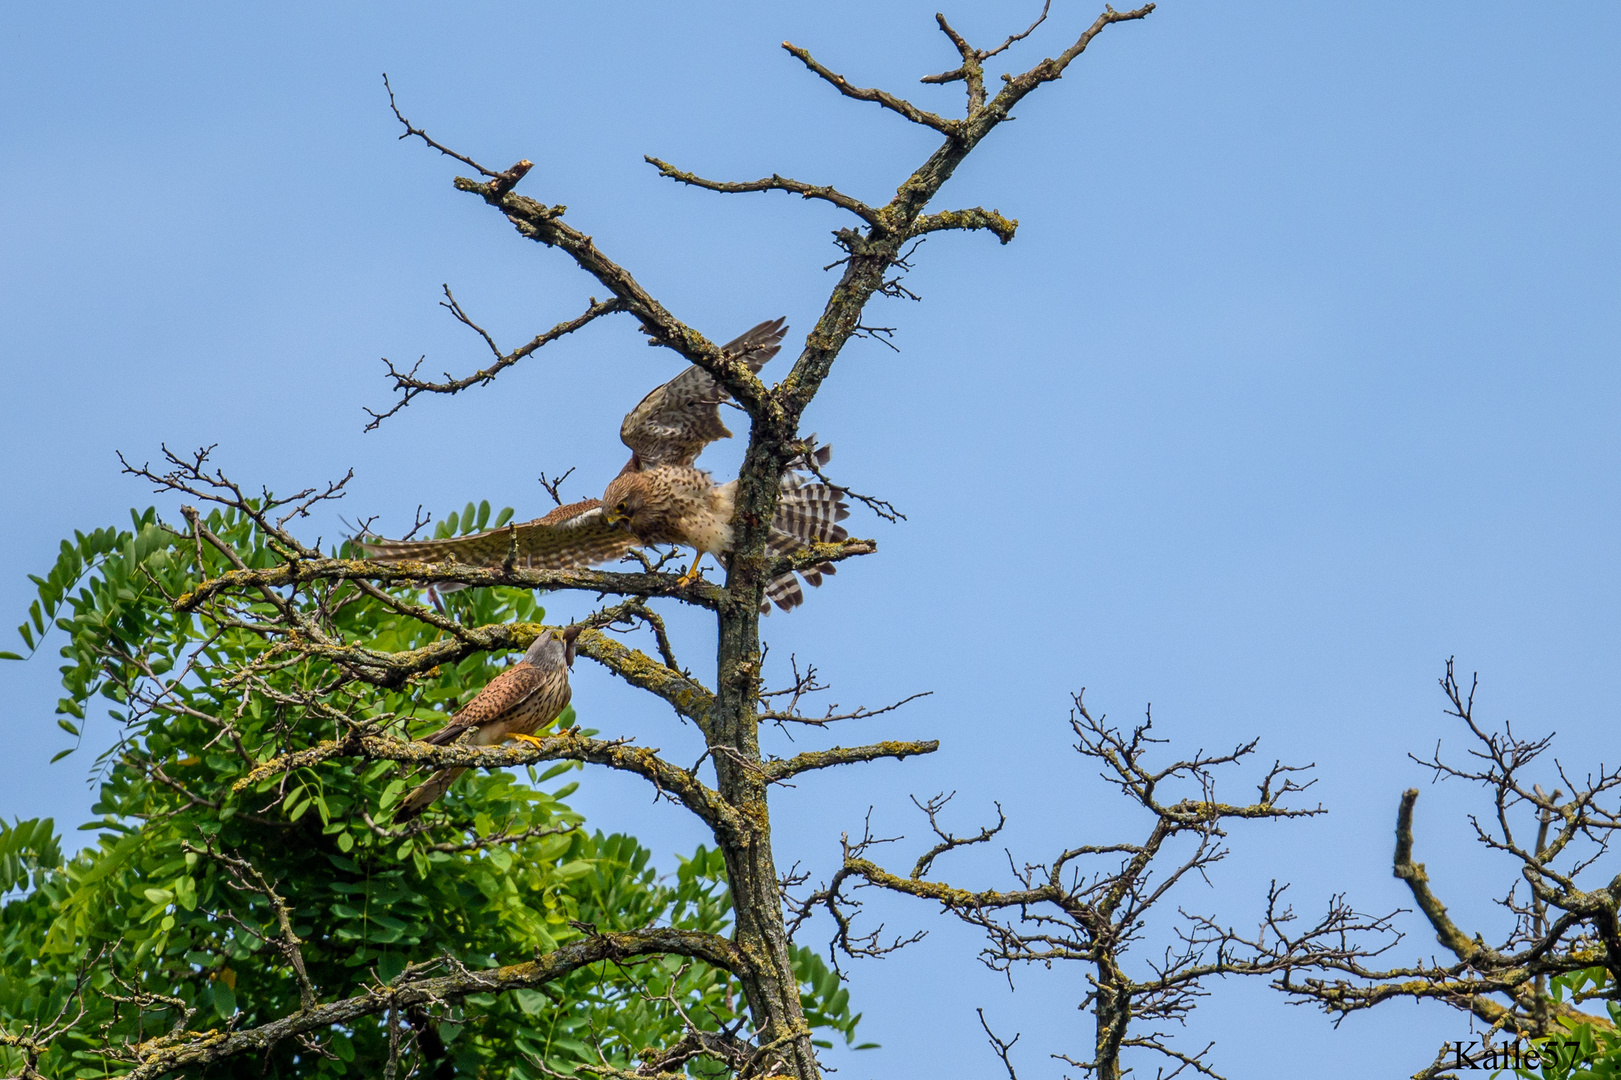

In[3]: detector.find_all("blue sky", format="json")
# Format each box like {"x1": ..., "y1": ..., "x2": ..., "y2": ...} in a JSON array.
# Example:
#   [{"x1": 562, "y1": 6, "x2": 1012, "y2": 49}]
[{"x1": 3, "y1": 1, "x2": 1619, "y2": 1075}]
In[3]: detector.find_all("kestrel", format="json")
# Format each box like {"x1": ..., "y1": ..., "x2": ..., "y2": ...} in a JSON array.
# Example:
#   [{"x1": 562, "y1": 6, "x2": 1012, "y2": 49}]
[
  {"x1": 361, "y1": 319, "x2": 851, "y2": 612},
  {"x1": 393, "y1": 626, "x2": 579, "y2": 821}
]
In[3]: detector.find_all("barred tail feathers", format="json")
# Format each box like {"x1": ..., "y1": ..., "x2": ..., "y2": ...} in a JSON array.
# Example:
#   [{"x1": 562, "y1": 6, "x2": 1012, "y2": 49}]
[{"x1": 762, "y1": 445, "x2": 850, "y2": 613}]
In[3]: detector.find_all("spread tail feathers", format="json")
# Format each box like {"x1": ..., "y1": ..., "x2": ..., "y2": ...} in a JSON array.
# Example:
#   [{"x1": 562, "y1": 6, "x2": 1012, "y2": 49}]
[{"x1": 764, "y1": 443, "x2": 850, "y2": 613}]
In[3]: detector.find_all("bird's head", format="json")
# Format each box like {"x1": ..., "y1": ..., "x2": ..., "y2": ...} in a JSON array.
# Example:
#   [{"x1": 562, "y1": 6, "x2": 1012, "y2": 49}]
[
  {"x1": 601, "y1": 474, "x2": 649, "y2": 531},
  {"x1": 524, "y1": 625, "x2": 581, "y2": 670}
]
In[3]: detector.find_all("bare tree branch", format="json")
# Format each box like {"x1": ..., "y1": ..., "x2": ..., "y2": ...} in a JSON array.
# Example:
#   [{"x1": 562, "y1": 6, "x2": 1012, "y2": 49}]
[
  {"x1": 645, "y1": 156, "x2": 881, "y2": 225},
  {"x1": 1280, "y1": 660, "x2": 1621, "y2": 1064},
  {"x1": 910, "y1": 206, "x2": 1018, "y2": 244},
  {"x1": 780, "y1": 44, "x2": 962, "y2": 137},
  {"x1": 763, "y1": 740, "x2": 940, "y2": 783},
  {"x1": 789, "y1": 693, "x2": 1395, "y2": 1077},
  {"x1": 365, "y1": 294, "x2": 624, "y2": 430}
]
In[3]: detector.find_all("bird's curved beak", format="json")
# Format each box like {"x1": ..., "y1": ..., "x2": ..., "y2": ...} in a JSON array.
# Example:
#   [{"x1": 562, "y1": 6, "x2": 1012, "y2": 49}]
[
  {"x1": 603, "y1": 507, "x2": 627, "y2": 528},
  {"x1": 561, "y1": 623, "x2": 582, "y2": 667}
]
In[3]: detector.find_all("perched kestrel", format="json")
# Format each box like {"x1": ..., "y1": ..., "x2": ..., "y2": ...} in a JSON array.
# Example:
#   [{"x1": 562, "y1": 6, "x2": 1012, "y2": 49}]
[
  {"x1": 393, "y1": 626, "x2": 579, "y2": 821},
  {"x1": 361, "y1": 319, "x2": 851, "y2": 612}
]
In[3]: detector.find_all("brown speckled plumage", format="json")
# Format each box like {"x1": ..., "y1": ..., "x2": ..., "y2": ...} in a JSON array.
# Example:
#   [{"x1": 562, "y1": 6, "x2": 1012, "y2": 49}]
[{"x1": 394, "y1": 627, "x2": 578, "y2": 821}]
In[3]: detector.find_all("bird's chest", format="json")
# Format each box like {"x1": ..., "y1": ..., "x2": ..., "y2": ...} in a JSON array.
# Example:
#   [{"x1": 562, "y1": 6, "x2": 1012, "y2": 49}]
[
  {"x1": 640, "y1": 469, "x2": 734, "y2": 554},
  {"x1": 505, "y1": 679, "x2": 571, "y2": 737},
  {"x1": 682, "y1": 502, "x2": 734, "y2": 556},
  {"x1": 679, "y1": 480, "x2": 736, "y2": 555}
]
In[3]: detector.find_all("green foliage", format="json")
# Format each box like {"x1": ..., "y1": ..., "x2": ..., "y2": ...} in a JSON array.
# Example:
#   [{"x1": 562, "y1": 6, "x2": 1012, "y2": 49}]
[
  {"x1": 1503, "y1": 970, "x2": 1621, "y2": 1079},
  {"x1": 0, "y1": 818, "x2": 60, "y2": 898},
  {"x1": 0, "y1": 504, "x2": 864, "y2": 1078},
  {"x1": 434, "y1": 499, "x2": 515, "y2": 540},
  {"x1": 793, "y1": 946, "x2": 872, "y2": 1051}
]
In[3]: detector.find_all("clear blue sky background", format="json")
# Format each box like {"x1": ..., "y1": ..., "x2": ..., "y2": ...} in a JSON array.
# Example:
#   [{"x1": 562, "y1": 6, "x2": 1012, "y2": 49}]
[{"x1": 3, "y1": 1, "x2": 1618, "y2": 1074}]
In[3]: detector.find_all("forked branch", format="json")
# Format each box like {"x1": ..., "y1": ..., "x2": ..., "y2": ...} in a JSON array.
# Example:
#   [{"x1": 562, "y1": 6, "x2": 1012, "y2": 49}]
[{"x1": 365, "y1": 293, "x2": 624, "y2": 430}]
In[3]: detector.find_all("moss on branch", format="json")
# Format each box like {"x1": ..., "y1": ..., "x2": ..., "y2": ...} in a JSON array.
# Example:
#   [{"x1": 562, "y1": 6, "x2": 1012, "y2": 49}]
[
  {"x1": 1394, "y1": 788, "x2": 1494, "y2": 964},
  {"x1": 910, "y1": 207, "x2": 1018, "y2": 244},
  {"x1": 120, "y1": 928, "x2": 750, "y2": 1080},
  {"x1": 780, "y1": 43, "x2": 961, "y2": 137},
  {"x1": 579, "y1": 628, "x2": 716, "y2": 732},
  {"x1": 175, "y1": 558, "x2": 722, "y2": 614},
  {"x1": 645, "y1": 157, "x2": 880, "y2": 226},
  {"x1": 237, "y1": 728, "x2": 745, "y2": 841},
  {"x1": 764, "y1": 740, "x2": 938, "y2": 782}
]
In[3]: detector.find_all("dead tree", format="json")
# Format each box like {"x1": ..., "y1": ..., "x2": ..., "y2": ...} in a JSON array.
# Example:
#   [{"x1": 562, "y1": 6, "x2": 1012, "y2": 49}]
[
  {"x1": 1281, "y1": 659, "x2": 1621, "y2": 1078},
  {"x1": 787, "y1": 694, "x2": 1399, "y2": 1079}
]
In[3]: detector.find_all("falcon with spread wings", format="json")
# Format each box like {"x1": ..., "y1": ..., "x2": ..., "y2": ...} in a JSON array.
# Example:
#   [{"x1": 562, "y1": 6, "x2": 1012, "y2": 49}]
[{"x1": 361, "y1": 319, "x2": 850, "y2": 612}]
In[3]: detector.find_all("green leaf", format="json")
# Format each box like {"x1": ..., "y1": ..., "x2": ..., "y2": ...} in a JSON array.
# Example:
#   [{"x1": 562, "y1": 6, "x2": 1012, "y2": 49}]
[
  {"x1": 212, "y1": 980, "x2": 236, "y2": 1019},
  {"x1": 376, "y1": 953, "x2": 408, "y2": 984}
]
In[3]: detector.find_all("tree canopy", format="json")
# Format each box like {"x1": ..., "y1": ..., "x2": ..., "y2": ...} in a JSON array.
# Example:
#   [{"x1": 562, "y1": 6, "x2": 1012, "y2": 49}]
[{"x1": 0, "y1": 505, "x2": 861, "y2": 1079}]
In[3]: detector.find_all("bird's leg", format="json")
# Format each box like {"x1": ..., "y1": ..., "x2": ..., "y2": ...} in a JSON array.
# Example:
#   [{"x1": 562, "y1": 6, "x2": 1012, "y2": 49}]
[
  {"x1": 509, "y1": 732, "x2": 549, "y2": 748},
  {"x1": 675, "y1": 548, "x2": 706, "y2": 588}
]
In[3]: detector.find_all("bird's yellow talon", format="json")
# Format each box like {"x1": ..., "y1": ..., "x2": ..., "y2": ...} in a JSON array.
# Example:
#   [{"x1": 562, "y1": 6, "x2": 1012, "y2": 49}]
[
  {"x1": 510, "y1": 732, "x2": 548, "y2": 748},
  {"x1": 675, "y1": 552, "x2": 706, "y2": 588}
]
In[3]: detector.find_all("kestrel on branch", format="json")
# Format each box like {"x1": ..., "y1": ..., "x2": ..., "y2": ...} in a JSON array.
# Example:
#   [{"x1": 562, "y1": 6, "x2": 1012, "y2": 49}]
[
  {"x1": 360, "y1": 318, "x2": 851, "y2": 612},
  {"x1": 393, "y1": 625, "x2": 579, "y2": 822}
]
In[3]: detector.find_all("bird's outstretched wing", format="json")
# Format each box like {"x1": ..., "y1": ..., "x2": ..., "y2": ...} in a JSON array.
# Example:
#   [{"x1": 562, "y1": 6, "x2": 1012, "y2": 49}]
[
  {"x1": 359, "y1": 499, "x2": 636, "y2": 571},
  {"x1": 619, "y1": 317, "x2": 788, "y2": 468}
]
